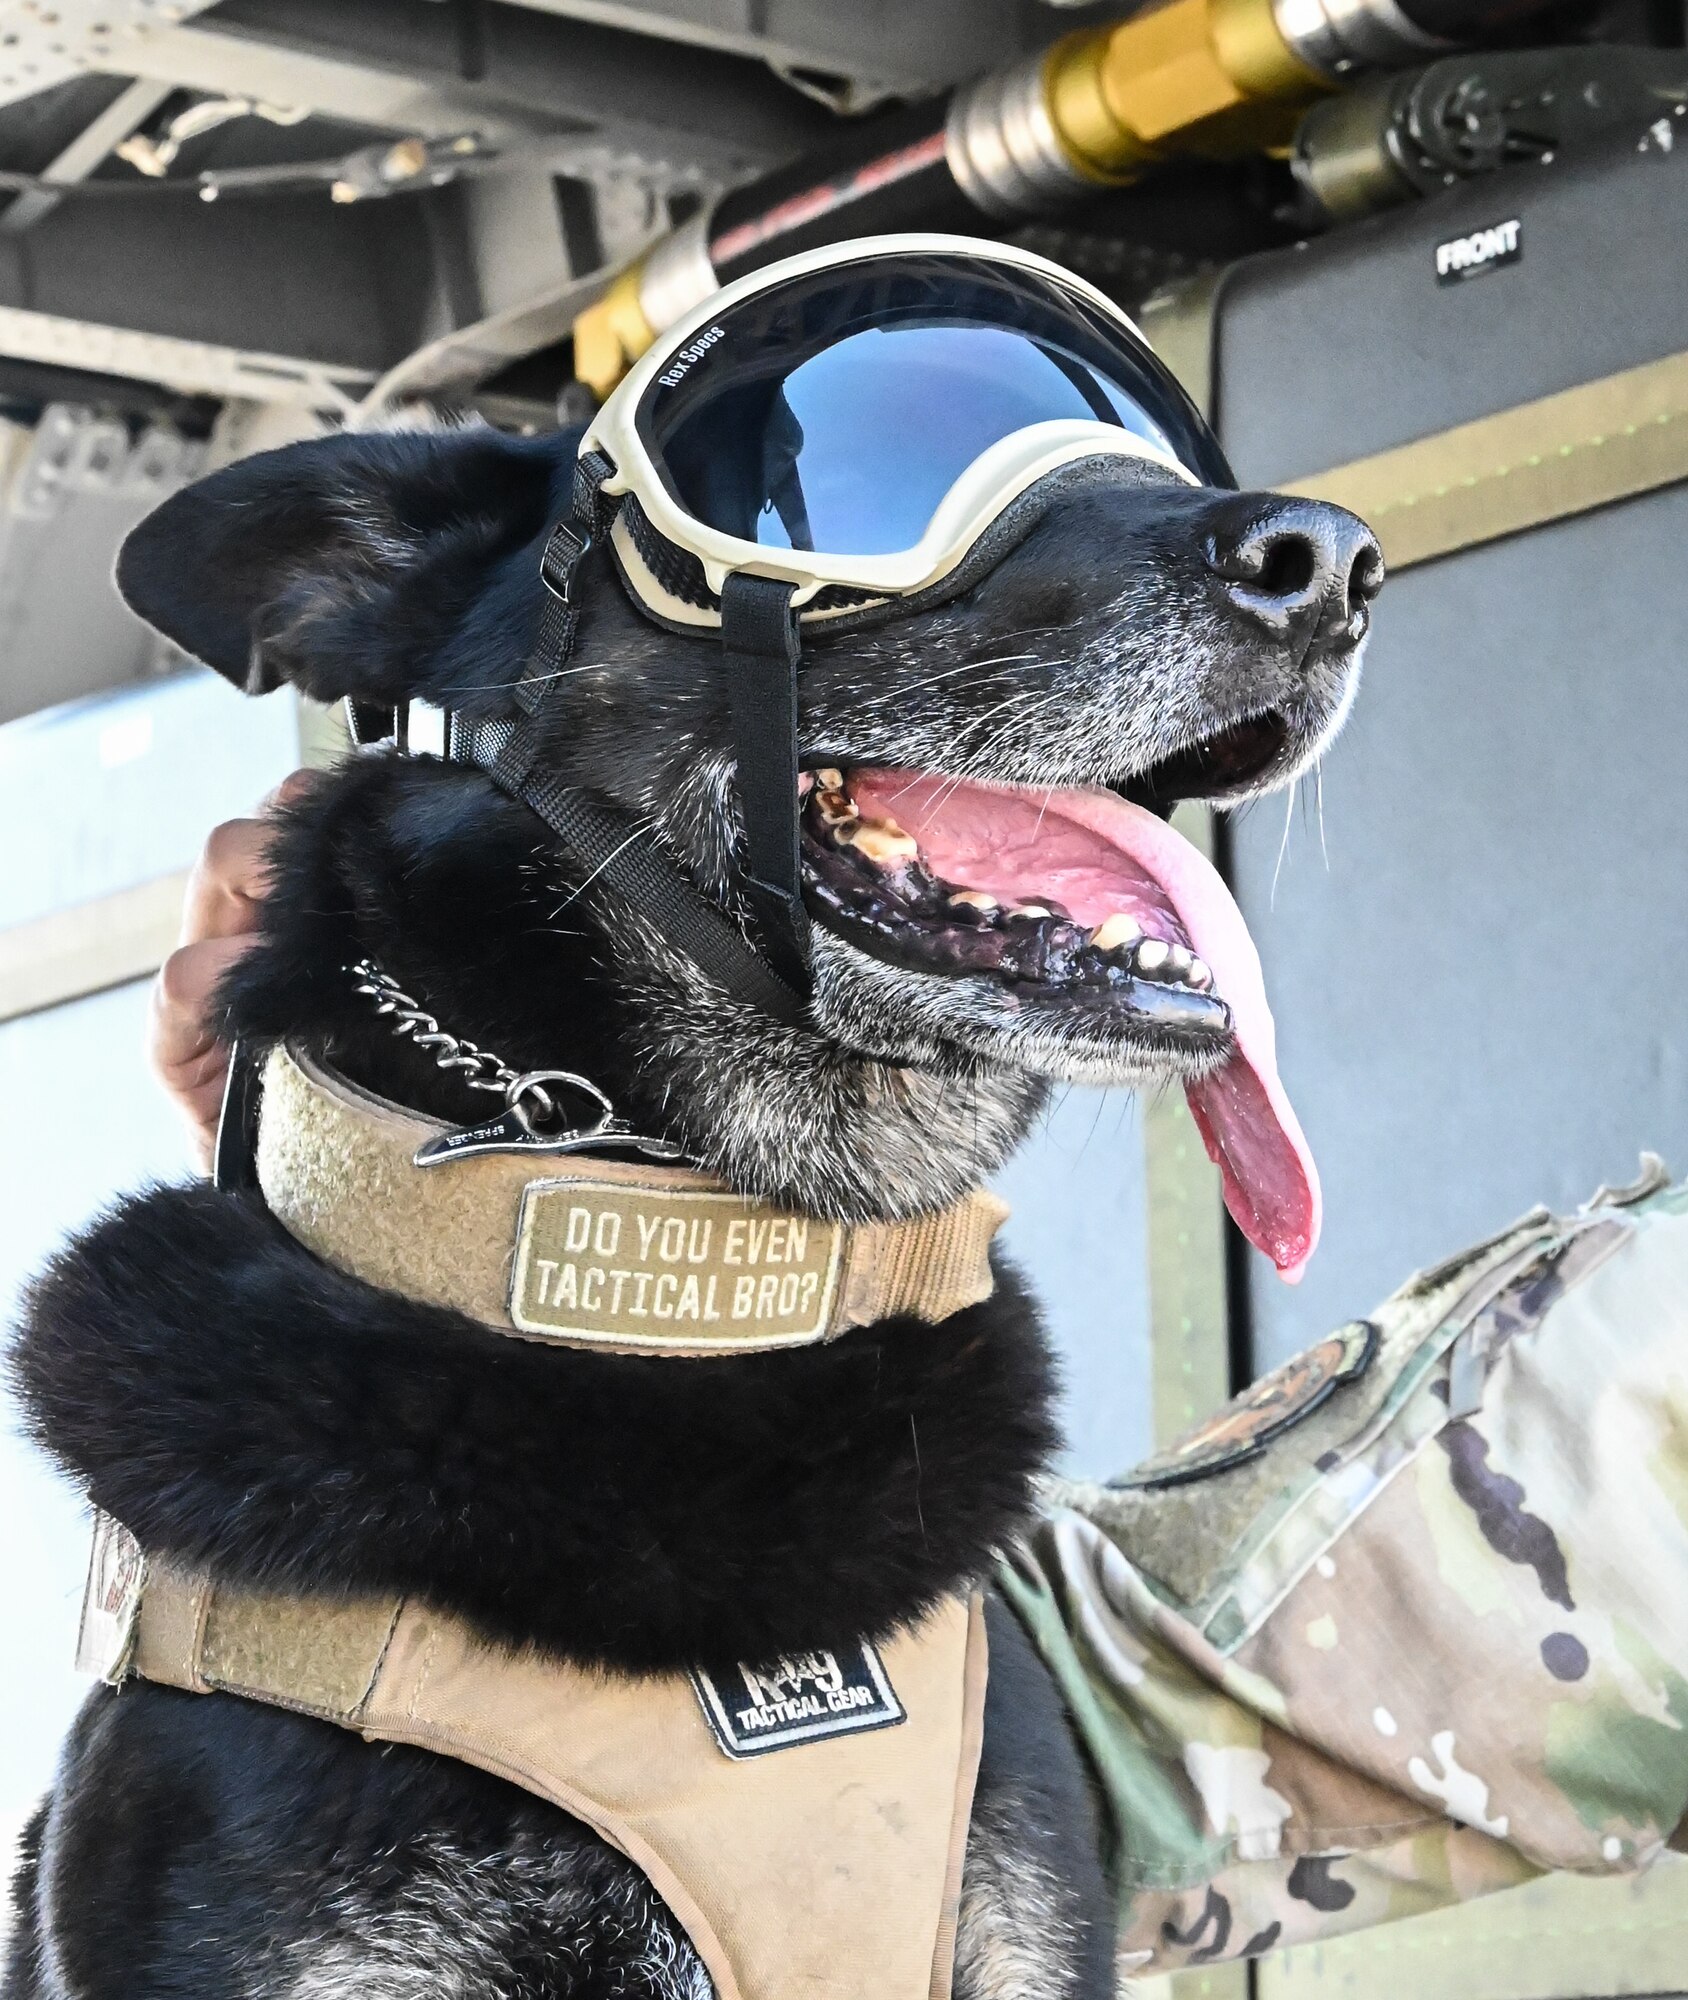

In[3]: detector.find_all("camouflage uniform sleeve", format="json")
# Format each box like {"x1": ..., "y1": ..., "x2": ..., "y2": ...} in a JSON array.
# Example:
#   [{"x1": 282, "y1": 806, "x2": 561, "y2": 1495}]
[{"x1": 997, "y1": 1166, "x2": 1688, "y2": 1981}]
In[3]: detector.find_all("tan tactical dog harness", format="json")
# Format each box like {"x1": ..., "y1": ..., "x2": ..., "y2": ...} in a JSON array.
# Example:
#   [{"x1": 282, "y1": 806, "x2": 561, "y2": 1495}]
[
  {"x1": 84, "y1": 1526, "x2": 987, "y2": 2000},
  {"x1": 84, "y1": 1043, "x2": 1006, "y2": 2000}
]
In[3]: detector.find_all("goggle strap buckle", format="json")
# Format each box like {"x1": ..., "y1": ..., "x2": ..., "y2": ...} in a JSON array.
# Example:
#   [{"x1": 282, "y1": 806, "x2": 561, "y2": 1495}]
[{"x1": 516, "y1": 515, "x2": 593, "y2": 717}]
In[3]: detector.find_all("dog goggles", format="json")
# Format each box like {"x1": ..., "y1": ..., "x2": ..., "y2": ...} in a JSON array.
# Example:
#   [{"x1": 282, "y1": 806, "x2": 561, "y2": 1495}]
[
  {"x1": 431, "y1": 237, "x2": 1236, "y2": 1026},
  {"x1": 581, "y1": 235, "x2": 1234, "y2": 631}
]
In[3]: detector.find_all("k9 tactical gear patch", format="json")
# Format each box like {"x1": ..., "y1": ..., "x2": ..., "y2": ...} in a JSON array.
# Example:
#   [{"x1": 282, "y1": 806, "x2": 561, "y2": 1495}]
[
  {"x1": 1113, "y1": 1318, "x2": 1379, "y2": 1489},
  {"x1": 691, "y1": 1642, "x2": 906, "y2": 1758}
]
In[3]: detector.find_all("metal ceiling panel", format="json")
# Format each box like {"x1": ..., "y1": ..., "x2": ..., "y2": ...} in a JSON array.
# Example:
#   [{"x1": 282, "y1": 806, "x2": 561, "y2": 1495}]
[
  {"x1": 497, "y1": 0, "x2": 1068, "y2": 99},
  {"x1": 0, "y1": 0, "x2": 218, "y2": 111},
  {"x1": 95, "y1": 0, "x2": 835, "y2": 180}
]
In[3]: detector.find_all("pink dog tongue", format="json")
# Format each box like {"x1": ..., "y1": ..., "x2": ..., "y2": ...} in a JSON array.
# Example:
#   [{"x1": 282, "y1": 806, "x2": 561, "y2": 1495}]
[
  {"x1": 850, "y1": 773, "x2": 1321, "y2": 1281},
  {"x1": 1183, "y1": 1059, "x2": 1319, "y2": 1282}
]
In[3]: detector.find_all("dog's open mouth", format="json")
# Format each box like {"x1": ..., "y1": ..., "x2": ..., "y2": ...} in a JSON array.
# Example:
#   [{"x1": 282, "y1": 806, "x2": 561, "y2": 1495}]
[{"x1": 800, "y1": 758, "x2": 1319, "y2": 1281}]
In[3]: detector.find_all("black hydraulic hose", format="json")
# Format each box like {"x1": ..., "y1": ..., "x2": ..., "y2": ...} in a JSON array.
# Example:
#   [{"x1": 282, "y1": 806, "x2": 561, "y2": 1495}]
[{"x1": 707, "y1": 101, "x2": 972, "y2": 288}]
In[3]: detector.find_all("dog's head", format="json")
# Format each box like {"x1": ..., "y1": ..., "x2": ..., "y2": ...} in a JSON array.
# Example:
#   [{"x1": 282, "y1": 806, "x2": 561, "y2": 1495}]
[{"x1": 120, "y1": 421, "x2": 1378, "y2": 1251}]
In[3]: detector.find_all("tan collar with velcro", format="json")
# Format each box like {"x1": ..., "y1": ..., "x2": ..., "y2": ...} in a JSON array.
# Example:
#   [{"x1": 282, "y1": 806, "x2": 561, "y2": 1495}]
[{"x1": 256, "y1": 1043, "x2": 1009, "y2": 1356}]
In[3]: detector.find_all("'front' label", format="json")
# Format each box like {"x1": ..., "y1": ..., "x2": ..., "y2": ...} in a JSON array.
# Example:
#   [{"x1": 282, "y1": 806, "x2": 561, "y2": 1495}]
[
  {"x1": 510, "y1": 1180, "x2": 843, "y2": 1350},
  {"x1": 1435, "y1": 217, "x2": 1521, "y2": 285}
]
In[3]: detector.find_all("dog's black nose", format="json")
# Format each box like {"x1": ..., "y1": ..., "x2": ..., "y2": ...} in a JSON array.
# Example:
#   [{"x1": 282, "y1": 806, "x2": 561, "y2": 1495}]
[{"x1": 1205, "y1": 496, "x2": 1383, "y2": 654}]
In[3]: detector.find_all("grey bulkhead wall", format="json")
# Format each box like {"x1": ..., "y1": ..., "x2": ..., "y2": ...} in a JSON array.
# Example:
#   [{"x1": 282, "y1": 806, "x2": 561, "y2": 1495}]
[
  {"x1": 994, "y1": 1090, "x2": 1156, "y2": 1476},
  {"x1": 1213, "y1": 129, "x2": 1688, "y2": 1369}
]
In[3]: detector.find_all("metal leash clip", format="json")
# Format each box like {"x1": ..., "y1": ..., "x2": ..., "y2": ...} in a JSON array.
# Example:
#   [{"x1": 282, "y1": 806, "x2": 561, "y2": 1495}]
[{"x1": 415, "y1": 1067, "x2": 691, "y2": 1168}]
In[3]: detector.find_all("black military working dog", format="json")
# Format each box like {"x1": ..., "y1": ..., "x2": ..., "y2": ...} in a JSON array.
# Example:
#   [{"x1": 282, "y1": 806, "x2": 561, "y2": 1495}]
[{"x1": 5, "y1": 419, "x2": 1378, "y2": 1998}]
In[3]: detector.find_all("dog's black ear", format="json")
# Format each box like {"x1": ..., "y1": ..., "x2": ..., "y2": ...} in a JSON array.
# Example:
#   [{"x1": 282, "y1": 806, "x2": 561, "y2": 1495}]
[{"x1": 116, "y1": 423, "x2": 579, "y2": 705}]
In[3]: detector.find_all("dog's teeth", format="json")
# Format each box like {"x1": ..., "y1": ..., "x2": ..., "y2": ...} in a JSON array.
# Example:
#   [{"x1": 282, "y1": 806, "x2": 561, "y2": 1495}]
[
  {"x1": 1090, "y1": 913, "x2": 1143, "y2": 953},
  {"x1": 1186, "y1": 956, "x2": 1213, "y2": 990},
  {"x1": 1008, "y1": 903, "x2": 1052, "y2": 921},
  {"x1": 949, "y1": 890, "x2": 999, "y2": 912},
  {"x1": 849, "y1": 820, "x2": 919, "y2": 866},
  {"x1": 813, "y1": 767, "x2": 845, "y2": 791},
  {"x1": 1135, "y1": 939, "x2": 1171, "y2": 975},
  {"x1": 1166, "y1": 945, "x2": 1193, "y2": 979}
]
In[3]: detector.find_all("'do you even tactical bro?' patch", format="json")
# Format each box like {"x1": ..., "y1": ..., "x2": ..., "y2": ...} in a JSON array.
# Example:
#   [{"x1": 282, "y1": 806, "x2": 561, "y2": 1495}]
[
  {"x1": 510, "y1": 1181, "x2": 843, "y2": 1351},
  {"x1": 691, "y1": 1643, "x2": 907, "y2": 1758},
  {"x1": 1114, "y1": 1318, "x2": 1379, "y2": 1489}
]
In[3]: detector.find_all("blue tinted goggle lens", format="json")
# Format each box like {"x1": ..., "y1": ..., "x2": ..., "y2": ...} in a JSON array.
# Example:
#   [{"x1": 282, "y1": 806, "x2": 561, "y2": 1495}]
[{"x1": 640, "y1": 256, "x2": 1232, "y2": 560}]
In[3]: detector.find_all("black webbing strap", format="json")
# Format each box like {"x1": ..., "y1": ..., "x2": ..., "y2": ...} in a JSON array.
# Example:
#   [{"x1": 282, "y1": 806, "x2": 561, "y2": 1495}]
[
  {"x1": 573, "y1": 447, "x2": 615, "y2": 535},
  {"x1": 445, "y1": 503, "x2": 809, "y2": 1027},
  {"x1": 720, "y1": 571, "x2": 810, "y2": 997},
  {"x1": 519, "y1": 517, "x2": 590, "y2": 715},
  {"x1": 454, "y1": 711, "x2": 808, "y2": 1025}
]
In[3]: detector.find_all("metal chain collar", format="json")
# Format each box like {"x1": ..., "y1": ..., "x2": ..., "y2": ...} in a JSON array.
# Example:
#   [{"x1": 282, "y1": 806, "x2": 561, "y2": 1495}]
[
  {"x1": 345, "y1": 957, "x2": 688, "y2": 1166},
  {"x1": 349, "y1": 958, "x2": 518, "y2": 1097}
]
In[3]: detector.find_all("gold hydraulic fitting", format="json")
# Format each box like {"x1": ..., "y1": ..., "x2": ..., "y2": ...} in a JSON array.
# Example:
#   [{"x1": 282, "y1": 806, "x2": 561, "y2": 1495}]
[
  {"x1": 947, "y1": 0, "x2": 1397, "y2": 215},
  {"x1": 573, "y1": 210, "x2": 719, "y2": 402},
  {"x1": 1046, "y1": 0, "x2": 1324, "y2": 173},
  {"x1": 573, "y1": 263, "x2": 658, "y2": 404}
]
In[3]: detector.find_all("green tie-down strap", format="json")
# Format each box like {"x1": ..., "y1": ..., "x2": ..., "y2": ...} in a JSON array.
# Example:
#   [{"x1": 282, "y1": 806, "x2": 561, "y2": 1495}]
[{"x1": 1000, "y1": 1164, "x2": 1688, "y2": 1981}]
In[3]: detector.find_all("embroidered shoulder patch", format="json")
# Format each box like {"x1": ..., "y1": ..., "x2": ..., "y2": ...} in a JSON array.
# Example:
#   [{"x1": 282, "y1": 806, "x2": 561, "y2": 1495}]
[
  {"x1": 691, "y1": 1641, "x2": 906, "y2": 1758},
  {"x1": 1113, "y1": 1318, "x2": 1379, "y2": 1489}
]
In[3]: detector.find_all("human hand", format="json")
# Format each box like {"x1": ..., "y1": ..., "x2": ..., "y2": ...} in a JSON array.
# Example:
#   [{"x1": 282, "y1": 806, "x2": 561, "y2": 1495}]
[{"x1": 148, "y1": 770, "x2": 316, "y2": 1169}]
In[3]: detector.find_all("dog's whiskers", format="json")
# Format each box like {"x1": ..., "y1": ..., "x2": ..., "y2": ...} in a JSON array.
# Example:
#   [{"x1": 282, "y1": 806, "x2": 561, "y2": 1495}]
[
  {"x1": 879, "y1": 672, "x2": 1058, "y2": 806},
  {"x1": 437, "y1": 661, "x2": 616, "y2": 699},
  {"x1": 554, "y1": 815, "x2": 660, "y2": 908},
  {"x1": 908, "y1": 1414, "x2": 928, "y2": 1550},
  {"x1": 902, "y1": 694, "x2": 1062, "y2": 805},
  {"x1": 1270, "y1": 777, "x2": 1298, "y2": 909},
  {"x1": 1315, "y1": 760, "x2": 1330, "y2": 870},
  {"x1": 866, "y1": 653, "x2": 1031, "y2": 705},
  {"x1": 933, "y1": 688, "x2": 1070, "y2": 798}
]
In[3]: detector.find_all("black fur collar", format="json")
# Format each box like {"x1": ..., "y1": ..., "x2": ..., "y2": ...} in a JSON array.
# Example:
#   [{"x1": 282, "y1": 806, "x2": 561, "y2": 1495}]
[{"x1": 14, "y1": 1181, "x2": 1056, "y2": 1674}]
